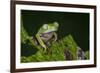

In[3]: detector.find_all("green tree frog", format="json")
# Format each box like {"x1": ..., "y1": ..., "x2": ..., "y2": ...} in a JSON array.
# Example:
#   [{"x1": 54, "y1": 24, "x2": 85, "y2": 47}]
[{"x1": 36, "y1": 22, "x2": 59, "y2": 52}]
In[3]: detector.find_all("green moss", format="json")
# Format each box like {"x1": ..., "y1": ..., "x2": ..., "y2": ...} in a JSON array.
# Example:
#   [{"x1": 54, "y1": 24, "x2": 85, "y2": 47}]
[
  {"x1": 85, "y1": 51, "x2": 90, "y2": 59},
  {"x1": 61, "y1": 35, "x2": 78, "y2": 60}
]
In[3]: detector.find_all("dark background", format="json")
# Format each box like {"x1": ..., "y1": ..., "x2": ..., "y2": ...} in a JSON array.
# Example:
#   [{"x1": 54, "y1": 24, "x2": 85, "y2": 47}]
[{"x1": 21, "y1": 10, "x2": 89, "y2": 51}]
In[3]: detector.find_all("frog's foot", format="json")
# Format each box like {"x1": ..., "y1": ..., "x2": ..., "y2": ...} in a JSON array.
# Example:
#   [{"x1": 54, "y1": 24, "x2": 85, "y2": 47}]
[
  {"x1": 45, "y1": 42, "x2": 51, "y2": 47},
  {"x1": 30, "y1": 36, "x2": 38, "y2": 45},
  {"x1": 42, "y1": 45, "x2": 47, "y2": 53}
]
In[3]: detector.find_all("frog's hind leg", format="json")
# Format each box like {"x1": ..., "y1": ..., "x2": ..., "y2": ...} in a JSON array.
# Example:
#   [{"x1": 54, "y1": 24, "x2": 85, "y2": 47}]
[{"x1": 36, "y1": 34, "x2": 47, "y2": 52}]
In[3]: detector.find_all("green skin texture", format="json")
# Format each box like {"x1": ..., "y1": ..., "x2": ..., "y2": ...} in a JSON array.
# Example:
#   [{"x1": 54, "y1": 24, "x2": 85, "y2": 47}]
[{"x1": 36, "y1": 22, "x2": 59, "y2": 52}]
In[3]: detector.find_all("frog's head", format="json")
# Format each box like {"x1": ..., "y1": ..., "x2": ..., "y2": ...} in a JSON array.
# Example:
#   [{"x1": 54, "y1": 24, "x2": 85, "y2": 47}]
[{"x1": 41, "y1": 22, "x2": 59, "y2": 33}]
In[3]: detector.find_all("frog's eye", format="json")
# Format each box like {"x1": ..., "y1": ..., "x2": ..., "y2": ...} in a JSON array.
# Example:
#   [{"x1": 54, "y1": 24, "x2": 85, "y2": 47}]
[
  {"x1": 54, "y1": 22, "x2": 59, "y2": 27},
  {"x1": 43, "y1": 24, "x2": 48, "y2": 29}
]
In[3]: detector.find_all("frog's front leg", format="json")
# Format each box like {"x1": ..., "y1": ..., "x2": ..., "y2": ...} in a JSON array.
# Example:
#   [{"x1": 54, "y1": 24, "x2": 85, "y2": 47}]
[
  {"x1": 53, "y1": 32, "x2": 57, "y2": 42},
  {"x1": 36, "y1": 34, "x2": 47, "y2": 52}
]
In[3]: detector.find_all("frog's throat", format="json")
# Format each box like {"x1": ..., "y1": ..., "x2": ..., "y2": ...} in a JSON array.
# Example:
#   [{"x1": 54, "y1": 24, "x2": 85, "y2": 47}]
[{"x1": 43, "y1": 29, "x2": 57, "y2": 33}]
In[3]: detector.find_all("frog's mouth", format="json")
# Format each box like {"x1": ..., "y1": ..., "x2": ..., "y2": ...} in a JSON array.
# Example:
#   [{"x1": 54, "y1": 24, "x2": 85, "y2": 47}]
[
  {"x1": 41, "y1": 32, "x2": 54, "y2": 36},
  {"x1": 43, "y1": 29, "x2": 57, "y2": 33}
]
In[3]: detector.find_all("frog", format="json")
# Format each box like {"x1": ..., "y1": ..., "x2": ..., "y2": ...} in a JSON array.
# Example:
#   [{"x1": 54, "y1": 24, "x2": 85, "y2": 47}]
[{"x1": 35, "y1": 22, "x2": 59, "y2": 52}]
